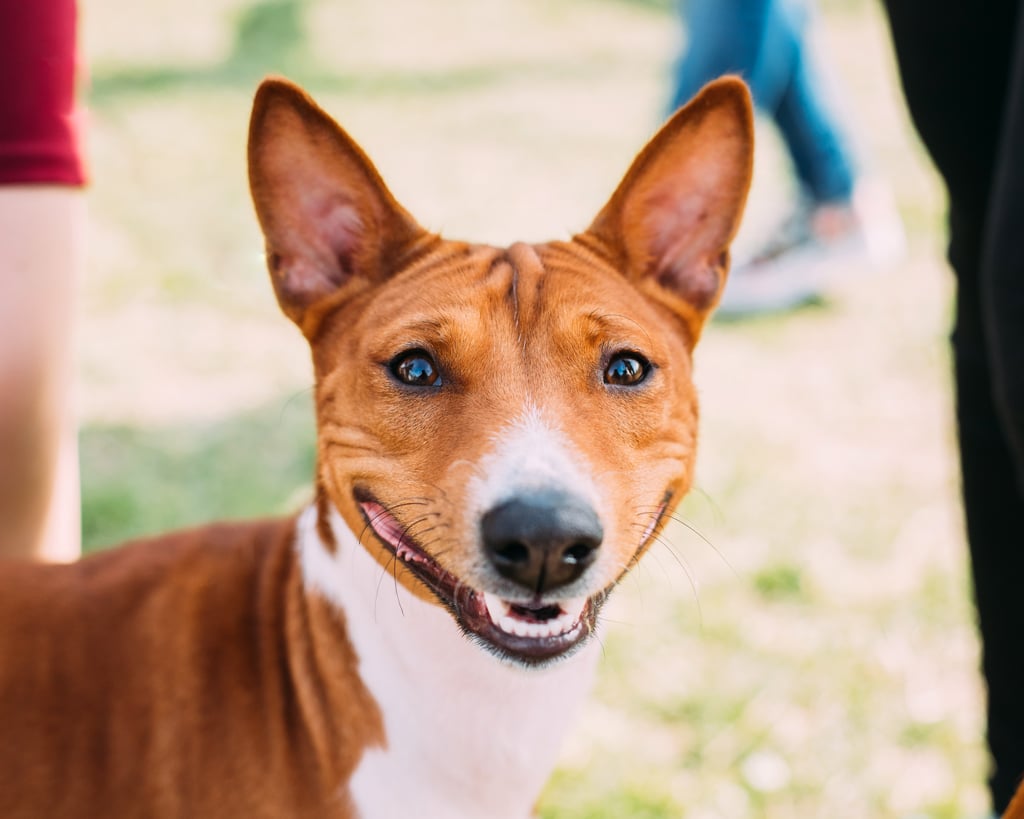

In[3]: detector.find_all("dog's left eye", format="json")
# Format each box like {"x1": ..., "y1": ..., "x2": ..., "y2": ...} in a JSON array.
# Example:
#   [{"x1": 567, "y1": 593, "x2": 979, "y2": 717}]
[
  {"x1": 604, "y1": 352, "x2": 650, "y2": 386},
  {"x1": 390, "y1": 350, "x2": 442, "y2": 387}
]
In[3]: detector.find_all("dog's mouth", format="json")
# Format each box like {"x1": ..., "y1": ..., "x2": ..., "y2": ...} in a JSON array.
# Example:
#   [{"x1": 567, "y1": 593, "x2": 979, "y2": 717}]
[{"x1": 358, "y1": 497, "x2": 602, "y2": 666}]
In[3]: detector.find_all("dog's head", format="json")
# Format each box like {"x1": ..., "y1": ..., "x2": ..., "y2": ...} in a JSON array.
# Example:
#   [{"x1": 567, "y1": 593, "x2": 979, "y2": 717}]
[{"x1": 248, "y1": 78, "x2": 753, "y2": 666}]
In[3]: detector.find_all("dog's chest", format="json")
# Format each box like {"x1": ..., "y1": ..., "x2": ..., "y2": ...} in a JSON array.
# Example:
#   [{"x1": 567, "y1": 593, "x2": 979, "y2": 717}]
[{"x1": 296, "y1": 507, "x2": 599, "y2": 818}]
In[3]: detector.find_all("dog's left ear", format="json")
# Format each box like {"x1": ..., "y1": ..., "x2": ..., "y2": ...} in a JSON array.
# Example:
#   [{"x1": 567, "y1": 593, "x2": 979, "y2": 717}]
[
  {"x1": 248, "y1": 77, "x2": 427, "y2": 334},
  {"x1": 585, "y1": 77, "x2": 754, "y2": 342}
]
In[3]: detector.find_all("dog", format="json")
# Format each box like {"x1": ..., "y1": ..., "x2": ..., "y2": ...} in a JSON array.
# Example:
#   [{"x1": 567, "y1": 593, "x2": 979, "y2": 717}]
[{"x1": 0, "y1": 77, "x2": 753, "y2": 818}]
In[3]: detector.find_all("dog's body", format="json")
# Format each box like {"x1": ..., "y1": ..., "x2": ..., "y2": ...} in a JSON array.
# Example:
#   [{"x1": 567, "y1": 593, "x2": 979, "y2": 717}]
[
  {"x1": 0, "y1": 514, "x2": 591, "y2": 817},
  {"x1": 0, "y1": 78, "x2": 753, "y2": 817}
]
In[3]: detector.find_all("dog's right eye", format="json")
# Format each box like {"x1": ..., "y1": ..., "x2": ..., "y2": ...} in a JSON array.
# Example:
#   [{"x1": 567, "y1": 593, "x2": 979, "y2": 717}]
[
  {"x1": 604, "y1": 351, "x2": 650, "y2": 387},
  {"x1": 389, "y1": 350, "x2": 442, "y2": 387}
]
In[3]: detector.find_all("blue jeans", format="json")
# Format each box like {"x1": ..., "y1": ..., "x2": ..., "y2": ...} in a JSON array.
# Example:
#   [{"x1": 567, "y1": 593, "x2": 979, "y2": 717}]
[{"x1": 669, "y1": 0, "x2": 855, "y2": 205}]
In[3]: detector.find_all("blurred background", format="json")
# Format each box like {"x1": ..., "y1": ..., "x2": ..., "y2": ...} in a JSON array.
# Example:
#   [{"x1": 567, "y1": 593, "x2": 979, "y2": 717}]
[{"x1": 79, "y1": 0, "x2": 983, "y2": 815}]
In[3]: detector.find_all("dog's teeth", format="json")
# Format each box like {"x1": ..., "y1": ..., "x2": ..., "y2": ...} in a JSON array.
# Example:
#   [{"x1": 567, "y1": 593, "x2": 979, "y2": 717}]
[
  {"x1": 550, "y1": 613, "x2": 574, "y2": 636},
  {"x1": 514, "y1": 619, "x2": 549, "y2": 639},
  {"x1": 499, "y1": 615, "x2": 519, "y2": 635},
  {"x1": 483, "y1": 593, "x2": 510, "y2": 625},
  {"x1": 485, "y1": 594, "x2": 590, "y2": 639},
  {"x1": 549, "y1": 611, "x2": 577, "y2": 637},
  {"x1": 559, "y1": 597, "x2": 587, "y2": 623}
]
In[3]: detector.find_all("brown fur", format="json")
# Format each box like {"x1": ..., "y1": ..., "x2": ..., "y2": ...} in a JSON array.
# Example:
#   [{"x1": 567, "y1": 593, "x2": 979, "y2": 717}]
[
  {"x1": 0, "y1": 520, "x2": 382, "y2": 817},
  {"x1": 0, "y1": 77, "x2": 752, "y2": 816}
]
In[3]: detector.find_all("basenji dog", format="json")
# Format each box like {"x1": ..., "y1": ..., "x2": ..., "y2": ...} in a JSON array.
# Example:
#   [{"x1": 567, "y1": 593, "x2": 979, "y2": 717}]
[{"x1": 0, "y1": 77, "x2": 752, "y2": 818}]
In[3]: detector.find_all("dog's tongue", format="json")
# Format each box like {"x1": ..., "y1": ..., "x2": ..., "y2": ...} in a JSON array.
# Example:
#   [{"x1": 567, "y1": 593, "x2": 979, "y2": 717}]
[{"x1": 360, "y1": 501, "x2": 406, "y2": 549}]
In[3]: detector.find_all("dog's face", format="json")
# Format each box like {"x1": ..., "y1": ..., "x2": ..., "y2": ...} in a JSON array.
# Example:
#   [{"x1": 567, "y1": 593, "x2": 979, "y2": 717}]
[{"x1": 248, "y1": 79, "x2": 753, "y2": 666}]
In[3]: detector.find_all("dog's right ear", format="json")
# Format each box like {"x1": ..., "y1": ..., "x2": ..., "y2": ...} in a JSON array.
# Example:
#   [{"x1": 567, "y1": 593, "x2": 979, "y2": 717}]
[
  {"x1": 248, "y1": 78, "x2": 427, "y2": 333},
  {"x1": 585, "y1": 77, "x2": 754, "y2": 344}
]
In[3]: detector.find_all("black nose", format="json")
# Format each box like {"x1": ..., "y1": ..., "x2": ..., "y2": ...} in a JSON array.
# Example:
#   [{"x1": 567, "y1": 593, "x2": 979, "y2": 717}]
[{"x1": 481, "y1": 490, "x2": 603, "y2": 595}]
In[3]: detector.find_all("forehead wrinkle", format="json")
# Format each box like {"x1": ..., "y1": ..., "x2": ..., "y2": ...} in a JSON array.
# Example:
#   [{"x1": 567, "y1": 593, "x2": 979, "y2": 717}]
[
  {"x1": 385, "y1": 308, "x2": 483, "y2": 355},
  {"x1": 534, "y1": 242, "x2": 677, "y2": 337},
  {"x1": 511, "y1": 265, "x2": 520, "y2": 338},
  {"x1": 580, "y1": 310, "x2": 654, "y2": 346},
  {"x1": 503, "y1": 243, "x2": 551, "y2": 342},
  {"x1": 481, "y1": 250, "x2": 521, "y2": 342},
  {"x1": 381, "y1": 252, "x2": 519, "y2": 338},
  {"x1": 397, "y1": 317, "x2": 448, "y2": 337}
]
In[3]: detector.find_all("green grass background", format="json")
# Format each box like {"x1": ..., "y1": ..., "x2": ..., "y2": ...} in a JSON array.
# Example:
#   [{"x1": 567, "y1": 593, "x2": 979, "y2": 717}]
[{"x1": 79, "y1": 0, "x2": 985, "y2": 815}]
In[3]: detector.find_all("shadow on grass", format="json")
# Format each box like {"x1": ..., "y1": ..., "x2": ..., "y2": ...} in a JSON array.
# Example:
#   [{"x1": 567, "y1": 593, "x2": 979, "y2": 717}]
[
  {"x1": 80, "y1": 390, "x2": 316, "y2": 553},
  {"x1": 90, "y1": 0, "x2": 314, "y2": 102},
  {"x1": 88, "y1": 0, "x2": 645, "y2": 104}
]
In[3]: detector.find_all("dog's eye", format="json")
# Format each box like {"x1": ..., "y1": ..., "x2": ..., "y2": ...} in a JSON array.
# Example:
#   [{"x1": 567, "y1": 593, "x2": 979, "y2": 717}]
[
  {"x1": 604, "y1": 352, "x2": 649, "y2": 386},
  {"x1": 390, "y1": 350, "x2": 442, "y2": 387}
]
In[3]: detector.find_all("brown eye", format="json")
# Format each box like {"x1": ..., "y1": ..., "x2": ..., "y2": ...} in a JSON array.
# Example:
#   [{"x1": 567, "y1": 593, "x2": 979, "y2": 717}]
[
  {"x1": 604, "y1": 352, "x2": 649, "y2": 386},
  {"x1": 390, "y1": 350, "x2": 442, "y2": 387}
]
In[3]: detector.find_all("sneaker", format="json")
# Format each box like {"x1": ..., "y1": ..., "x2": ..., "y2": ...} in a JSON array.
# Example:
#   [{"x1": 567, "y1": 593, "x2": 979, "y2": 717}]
[{"x1": 716, "y1": 179, "x2": 906, "y2": 318}]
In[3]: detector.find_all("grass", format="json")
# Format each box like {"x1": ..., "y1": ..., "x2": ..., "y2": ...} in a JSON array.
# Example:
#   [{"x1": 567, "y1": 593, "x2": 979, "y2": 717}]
[
  {"x1": 80, "y1": 0, "x2": 987, "y2": 815},
  {"x1": 80, "y1": 392, "x2": 314, "y2": 548}
]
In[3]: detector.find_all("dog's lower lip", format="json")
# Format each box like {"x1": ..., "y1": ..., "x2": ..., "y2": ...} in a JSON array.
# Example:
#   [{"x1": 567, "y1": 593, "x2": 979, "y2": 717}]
[
  {"x1": 357, "y1": 497, "x2": 600, "y2": 664},
  {"x1": 455, "y1": 587, "x2": 597, "y2": 664}
]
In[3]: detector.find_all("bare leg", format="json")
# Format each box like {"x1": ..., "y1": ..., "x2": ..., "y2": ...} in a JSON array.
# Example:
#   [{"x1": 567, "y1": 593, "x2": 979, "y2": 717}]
[{"x1": 0, "y1": 187, "x2": 82, "y2": 561}]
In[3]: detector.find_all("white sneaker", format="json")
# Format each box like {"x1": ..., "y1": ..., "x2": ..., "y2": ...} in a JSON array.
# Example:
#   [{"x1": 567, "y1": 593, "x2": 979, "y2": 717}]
[{"x1": 716, "y1": 179, "x2": 906, "y2": 318}]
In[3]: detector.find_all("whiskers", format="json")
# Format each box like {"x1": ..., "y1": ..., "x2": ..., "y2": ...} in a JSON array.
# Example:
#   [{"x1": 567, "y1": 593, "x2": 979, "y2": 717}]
[
  {"x1": 632, "y1": 501, "x2": 734, "y2": 574},
  {"x1": 619, "y1": 499, "x2": 734, "y2": 629},
  {"x1": 352, "y1": 491, "x2": 456, "y2": 621}
]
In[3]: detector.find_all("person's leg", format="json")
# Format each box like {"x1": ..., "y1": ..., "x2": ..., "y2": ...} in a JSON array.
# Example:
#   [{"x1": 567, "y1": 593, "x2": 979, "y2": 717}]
[
  {"x1": 671, "y1": 0, "x2": 854, "y2": 205},
  {"x1": 882, "y1": 0, "x2": 1024, "y2": 811},
  {"x1": 0, "y1": 0, "x2": 85, "y2": 562},
  {"x1": 734, "y1": 0, "x2": 856, "y2": 204},
  {"x1": 769, "y1": 8, "x2": 854, "y2": 204},
  {"x1": 0, "y1": 189, "x2": 82, "y2": 562},
  {"x1": 956, "y1": 281, "x2": 1024, "y2": 815},
  {"x1": 982, "y1": 4, "x2": 1024, "y2": 490},
  {"x1": 706, "y1": 0, "x2": 903, "y2": 317},
  {"x1": 668, "y1": 0, "x2": 771, "y2": 113},
  {"x1": 975, "y1": 4, "x2": 1024, "y2": 808}
]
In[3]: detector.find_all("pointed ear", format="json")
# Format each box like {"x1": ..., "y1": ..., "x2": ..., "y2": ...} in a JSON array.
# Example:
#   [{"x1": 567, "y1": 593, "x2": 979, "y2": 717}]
[
  {"x1": 248, "y1": 77, "x2": 427, "y2": 332},
  {"x1": 586, "y1": 77, "x2": 754, "y2": 339}
]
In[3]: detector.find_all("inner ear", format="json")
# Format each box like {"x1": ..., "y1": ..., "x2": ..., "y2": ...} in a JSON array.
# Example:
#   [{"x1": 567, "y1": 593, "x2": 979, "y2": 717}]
[
  {"x1": 623, "y1": 162, "x2": 742, "y2": 310},
  {"x1": 248, "y1": 78, "x2": 426, "y2": 329},
  {"x1": 586, "y1": 78, "x2": 754, "y2": 326}
]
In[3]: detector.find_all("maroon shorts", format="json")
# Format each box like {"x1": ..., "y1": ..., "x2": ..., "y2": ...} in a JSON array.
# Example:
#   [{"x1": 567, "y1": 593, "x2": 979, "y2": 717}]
[{"x1": 0, "y1": 0, "x2": 86, "y2": 186}]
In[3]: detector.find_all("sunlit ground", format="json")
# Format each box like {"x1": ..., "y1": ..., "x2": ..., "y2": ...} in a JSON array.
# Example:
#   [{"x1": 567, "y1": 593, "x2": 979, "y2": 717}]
[{"x1": 80, "y1": 0, "x2": 986, "y2": 815}]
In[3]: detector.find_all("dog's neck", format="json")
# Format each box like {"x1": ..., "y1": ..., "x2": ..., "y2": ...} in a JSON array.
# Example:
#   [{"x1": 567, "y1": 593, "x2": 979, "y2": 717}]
[{"x1": 296, "y1": 504, "x2": 600, "y2": 819}]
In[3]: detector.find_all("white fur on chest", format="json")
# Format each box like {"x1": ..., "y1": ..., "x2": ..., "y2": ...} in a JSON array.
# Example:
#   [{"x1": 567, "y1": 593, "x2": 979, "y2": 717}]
[{"x1": 296, "y1": 505, "x2": 600, "y2": 819}]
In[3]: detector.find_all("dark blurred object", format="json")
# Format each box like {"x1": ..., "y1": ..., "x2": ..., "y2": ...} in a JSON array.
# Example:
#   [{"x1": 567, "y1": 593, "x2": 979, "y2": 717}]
[{"x1": 881, "y1": 0, "x2": 1024, "y2": 812}]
